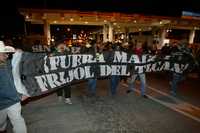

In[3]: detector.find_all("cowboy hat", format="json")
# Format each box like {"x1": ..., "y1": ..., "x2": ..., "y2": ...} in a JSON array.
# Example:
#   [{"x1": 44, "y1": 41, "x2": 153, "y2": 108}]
[{"x1": 0, "y1": 41, "x2": 15, "y2": 53}]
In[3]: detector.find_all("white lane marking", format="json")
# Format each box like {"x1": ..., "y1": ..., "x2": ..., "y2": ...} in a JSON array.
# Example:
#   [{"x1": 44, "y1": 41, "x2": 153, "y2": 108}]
[
  {"x1": 147, "y1": 95, "x2": 200, "y2": 123},
  {"x1": 147, "y1": 85, "x2": 200, "y2": 111},
  {"x1": 122, "y1": 83, "x2": 200, "y2": 123}
]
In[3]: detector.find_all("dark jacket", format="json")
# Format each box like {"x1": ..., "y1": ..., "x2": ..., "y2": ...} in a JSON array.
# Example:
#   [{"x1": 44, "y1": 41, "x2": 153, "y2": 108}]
[{"x1": 0, "y1": 61, "x2": 20, "y2": 110}]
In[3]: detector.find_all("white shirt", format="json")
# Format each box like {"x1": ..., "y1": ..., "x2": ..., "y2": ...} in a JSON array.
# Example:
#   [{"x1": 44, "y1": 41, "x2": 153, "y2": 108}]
[{"x1": 12, "y1": 50, "x2": 29, "y2": 96}]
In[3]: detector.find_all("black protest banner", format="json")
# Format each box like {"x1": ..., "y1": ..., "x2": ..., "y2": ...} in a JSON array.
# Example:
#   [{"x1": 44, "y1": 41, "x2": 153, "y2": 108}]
[{"x1": 20, "y1": 51, "x2": 190, "y2": 96}]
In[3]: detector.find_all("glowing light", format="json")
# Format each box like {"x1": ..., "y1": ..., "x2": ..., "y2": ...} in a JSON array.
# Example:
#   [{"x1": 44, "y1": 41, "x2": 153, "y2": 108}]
[
  {"x1": 85, "y1": 42, "x2": 92, "y2": 48},
  {"x1": 121, "y1": 34, "x2": 125, "y2": 39},
  {"x1": 78, "y1": 39, "x2": 83, "y2": 43},
  {"x1": 166, "y1": 29, "x2": 172, "y2": 32},
  {"x1": 51, "y1": 38, "x2": 55, "y2": 42},
  {"x1": 70, "y1": 18, "x2": 74, "y2": 21},
  {"x1": 73, "y1": 34, "x2": 77, "y2": 39},
  {"x1": 25, "y1": 15, "x2": 29, "y2": 19},
  {"x1": 163, "y1": 39, "x2": 170, "y2": 45},
  {"x1": 84, "y1": 21, "x2": 88, "y2": 24}
]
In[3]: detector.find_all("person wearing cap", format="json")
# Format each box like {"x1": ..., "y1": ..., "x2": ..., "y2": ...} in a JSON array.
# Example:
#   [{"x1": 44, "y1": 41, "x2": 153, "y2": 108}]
[{"x1": 0, "y1": 41, "x2": 27, "y2": 133}]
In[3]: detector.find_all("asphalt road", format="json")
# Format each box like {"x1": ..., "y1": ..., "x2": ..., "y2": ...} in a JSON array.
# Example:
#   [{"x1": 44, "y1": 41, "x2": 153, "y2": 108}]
[{"x1": 19, "y1": 74, "x2": 200, "y2": 133}]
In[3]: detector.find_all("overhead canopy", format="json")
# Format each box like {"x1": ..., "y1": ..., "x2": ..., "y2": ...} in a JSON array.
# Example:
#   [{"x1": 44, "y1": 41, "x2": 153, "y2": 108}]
[{"x1": 19, "y1": 8, "x2": 200, "y2": 32}]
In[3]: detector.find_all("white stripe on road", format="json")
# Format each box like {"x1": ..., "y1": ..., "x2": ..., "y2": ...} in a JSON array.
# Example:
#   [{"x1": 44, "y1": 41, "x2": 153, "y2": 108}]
[
  {"x1": 147, "y1": 95, "x2": 200, "y2": 122},
  {"x1": 147, "y1": 85, "x2": 200, "y2": 111},
  {"x1": 122, "y1": 83, "x2": 200, "y2": 123}
]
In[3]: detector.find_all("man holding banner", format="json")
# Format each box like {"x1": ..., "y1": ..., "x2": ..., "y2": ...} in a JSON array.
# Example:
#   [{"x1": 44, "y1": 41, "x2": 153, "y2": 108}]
[
  {"x1": 170, "y1": 40, "x2": 194, "y2": 96},
  {"x1": 85, "y1": 41, "x2": 97, "y2": 97},
  {"x1": 127, "y1": 41, "x2": 148, "y2": 98},
  {"x1": 0, "y1": 41, "x2": 27, "y2": 133},
  {"x1": 54, "y1": 43, "x2": 72, "y2": 104}
]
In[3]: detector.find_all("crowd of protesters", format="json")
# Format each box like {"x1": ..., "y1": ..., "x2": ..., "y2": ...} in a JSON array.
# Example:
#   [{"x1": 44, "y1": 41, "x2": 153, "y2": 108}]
[{"x1": 0, "y1": 36, "x2": 199, "y2": 132}]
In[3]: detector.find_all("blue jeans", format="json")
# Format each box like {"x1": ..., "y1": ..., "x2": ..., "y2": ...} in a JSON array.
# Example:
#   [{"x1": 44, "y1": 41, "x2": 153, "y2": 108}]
[
  {"x1": 88, "y1": 78, "x2": 97, "y2": 95},
  {"x1": 171, "y1": 73, "x2": 184, "y2": 96},
  {"x1": 110, "y1": 76, "x2": 120, "y2": 95},
  {"x1": 128, "y1": 73, "x2": 146, "y2": 96}
]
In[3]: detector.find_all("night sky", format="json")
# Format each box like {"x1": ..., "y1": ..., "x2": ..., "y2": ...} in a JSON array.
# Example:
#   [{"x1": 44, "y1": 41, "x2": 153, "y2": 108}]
[{"x1": 0, "y1": 0, "x2": 200, "y2": 35}]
